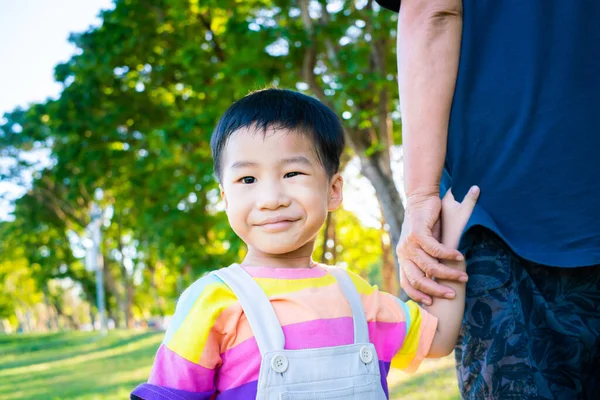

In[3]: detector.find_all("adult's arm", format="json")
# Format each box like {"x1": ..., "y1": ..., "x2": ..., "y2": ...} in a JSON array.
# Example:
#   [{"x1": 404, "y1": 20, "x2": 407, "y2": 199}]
[{"x1": 396, "y1": 0, "x2": 466, "y2": 305}]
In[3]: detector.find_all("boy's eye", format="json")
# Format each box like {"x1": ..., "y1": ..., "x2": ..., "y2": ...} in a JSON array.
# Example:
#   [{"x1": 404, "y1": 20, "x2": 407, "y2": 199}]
[
  {"x1": 240, "y1": 176, "x2": 256, "y2": 184},
  {"x1": 284, "y1": 172, "x2": 302, "y2": 178}
]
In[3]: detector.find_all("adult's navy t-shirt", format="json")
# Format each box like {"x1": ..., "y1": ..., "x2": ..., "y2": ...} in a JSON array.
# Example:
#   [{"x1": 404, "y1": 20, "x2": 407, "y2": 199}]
[{"x1": 378, "y1": 0, "x2": 600, "y2": 267}]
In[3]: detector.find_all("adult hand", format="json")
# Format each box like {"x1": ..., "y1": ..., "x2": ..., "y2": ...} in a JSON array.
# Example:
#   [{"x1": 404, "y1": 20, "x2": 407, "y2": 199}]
[{"x1": 397, "y1": 191, "x2": 469, "y2": 305}]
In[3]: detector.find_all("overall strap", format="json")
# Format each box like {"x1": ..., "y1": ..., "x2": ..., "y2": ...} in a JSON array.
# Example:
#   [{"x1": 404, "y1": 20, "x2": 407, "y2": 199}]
[
  {"x1": 212, "y1": 264, "x2": 285, "y2": 355},
  {"x1": 327, "y1": 267, "x2": 370, "y2": 344}
]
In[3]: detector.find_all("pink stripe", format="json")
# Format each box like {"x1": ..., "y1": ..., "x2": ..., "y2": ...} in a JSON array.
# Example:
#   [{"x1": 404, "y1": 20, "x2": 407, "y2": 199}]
[
  {"x1": 217, "y1": 335, "x2": 261, "y2": 391},
  {"x1": 149, "y1": 344, "x2": 215, "y2": 392},
  {"x1": 216, "y1": 317, "x2": 406, "y2": 390},
  {"x1": 369, "y1": 320, "x2": 407, "y2": 362},
  {"x1": 242, "y1": 265, "x2": 327, "y2": 279}
]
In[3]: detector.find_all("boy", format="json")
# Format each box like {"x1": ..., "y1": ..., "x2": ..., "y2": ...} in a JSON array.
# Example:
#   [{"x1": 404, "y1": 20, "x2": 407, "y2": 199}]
[{"x1": 131, "y1": 88, "x2": 479, "y2": 399}]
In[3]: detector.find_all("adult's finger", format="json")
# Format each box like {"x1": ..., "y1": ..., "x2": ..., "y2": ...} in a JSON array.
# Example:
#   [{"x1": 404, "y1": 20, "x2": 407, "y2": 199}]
[
  {"x1": 416, "y1": 234, "x2": 464, "y2": 261},
  {"x1": 399, "y1": 262, "x2": 432, "y2": 305},
  {"x1": 412, "y1": 248, "x2": 468, "y2": 282},
  {"x1": 404, "y1": 264, "x2": 460, "y2": 300}
]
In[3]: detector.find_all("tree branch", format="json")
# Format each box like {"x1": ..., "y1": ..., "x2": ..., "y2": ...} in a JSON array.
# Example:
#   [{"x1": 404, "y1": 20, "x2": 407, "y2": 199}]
[
  {"x1": 299, "y1": 0, "x2": 335, "y2": 112},
  {"x1": 364, "y1": 0, "x2": 393, "y2": 171},
  {"x1": 316, "y1": 0, "x2": 341, "y2": 69},
  {"x1": 198, "y1": 13, "x2": 226, "y2": 63},
  {"x1": 35, "y1": 179, "x2": 88, "y2": 228}
]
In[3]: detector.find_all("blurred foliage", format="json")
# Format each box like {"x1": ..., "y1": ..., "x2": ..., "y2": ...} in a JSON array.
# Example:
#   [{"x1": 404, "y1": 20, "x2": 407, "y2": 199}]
[{"x1": 0, "y1": 0, "x2": 402, "y2": 330}]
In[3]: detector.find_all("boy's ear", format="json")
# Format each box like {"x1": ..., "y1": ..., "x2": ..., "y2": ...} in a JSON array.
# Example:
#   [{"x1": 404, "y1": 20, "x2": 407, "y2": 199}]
[
  {"x1": 220, "y1": 184, "x2": 229, "y2": 210},
  {"x1": 327, "y1": 173, "x2": 343, "y2": 212}
]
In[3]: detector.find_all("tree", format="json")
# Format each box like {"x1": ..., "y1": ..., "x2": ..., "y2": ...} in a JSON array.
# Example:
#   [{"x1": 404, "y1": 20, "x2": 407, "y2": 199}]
[
  {"x1": 255, "y1": 0, "x2": 403, "y2": 292},
  {"x1": 0, "y1": 0, "x2": 406, "y2": 327}
]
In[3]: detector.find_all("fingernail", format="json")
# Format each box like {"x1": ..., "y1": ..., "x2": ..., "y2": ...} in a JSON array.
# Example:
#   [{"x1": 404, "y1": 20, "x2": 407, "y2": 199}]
[
  {"x1": 459, "y1": 275, "x2": 468, "y2": 283},
  {"x1": 456, "y1": 254, "x2": 464, "y2": 261},
  {"x1": 470, "y1": 186, "x2": 480, "y2": 196},
  {"x1": 444, "y1": 292, "x2": 455, "y2": 299},
  {"x1": 422, "y1": 299, "x2": 432, "y2": 306}
]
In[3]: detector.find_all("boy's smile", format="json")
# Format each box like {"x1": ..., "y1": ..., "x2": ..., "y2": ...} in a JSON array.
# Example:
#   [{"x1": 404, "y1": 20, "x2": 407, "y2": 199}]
[
  {"x1": 254, "y1": 215, "x2": 302, "y2": 233},
  {"x1": 220, "y1": 125, "x2": 343, "y2": 267}
]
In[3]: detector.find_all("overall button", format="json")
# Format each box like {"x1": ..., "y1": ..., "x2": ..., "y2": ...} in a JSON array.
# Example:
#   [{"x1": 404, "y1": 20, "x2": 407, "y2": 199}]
[
  {"x1": 271, "y1": 354, "x2": 289, "y2": 373},
  {"x1": 359, "y1": 346, "x2": 373, "y2": 364}
]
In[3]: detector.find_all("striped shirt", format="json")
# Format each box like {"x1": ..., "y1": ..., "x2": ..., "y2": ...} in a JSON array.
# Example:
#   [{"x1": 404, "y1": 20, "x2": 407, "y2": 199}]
[{"x1": 131, "y1": 265, "x2": 438, "y2": 399}]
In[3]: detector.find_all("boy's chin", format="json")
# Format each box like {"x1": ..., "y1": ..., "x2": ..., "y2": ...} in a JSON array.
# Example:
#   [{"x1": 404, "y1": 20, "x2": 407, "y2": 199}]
[
  {"x1": 255, "y1": 244, "x2": 304, "y2": 256},
  {"x1": 249, "y1": 239, "x2": 313, "y2": 257}
]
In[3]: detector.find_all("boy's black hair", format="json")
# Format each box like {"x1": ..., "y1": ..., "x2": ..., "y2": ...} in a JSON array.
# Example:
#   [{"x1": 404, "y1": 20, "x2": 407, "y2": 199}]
[{"x1": 210, "y1": 88, "x2": 345, "y2": 181}]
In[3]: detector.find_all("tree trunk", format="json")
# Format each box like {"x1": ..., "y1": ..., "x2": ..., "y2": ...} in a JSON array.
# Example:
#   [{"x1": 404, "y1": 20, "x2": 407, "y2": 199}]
[
  {"x1": 298, "y1": 0, "x2": 405, "y2": 272},
  {"x1": 380, "y1": 214, "x2": 399, "y2": 296},
  {"x1": 116, "y1": 224, "x2": 135, "y2": 328},
  {"x1": 358, "y1": 152, "x2": 405, "y2": 258},
  {"x1": 52, "y1": 298, "x2": 75, "y2": 330},
  {"x1": 89, "y1": 308, "x2": 96, "y2": 330},
  {"x1": 103, "y1": 256, "x2": 124, "y2": 328},
  {"x1": 125, "y1": 282, "x2": 134, "y2": 328},
  {"x1": 147, "y1": 261, "x2": 165, "y2": 316},
  {"x1": 320, "y1": 212, "x2": 337, "y2": 264},
  {"x1": 356, "y1": 148, "x2": 407, "y2": 300},
  {"x1": 328, "y1": 213, "x2": 337, "y2": 264},
  {"x1": 43, "y1": 290, "x2": 54, "y2": 331}
]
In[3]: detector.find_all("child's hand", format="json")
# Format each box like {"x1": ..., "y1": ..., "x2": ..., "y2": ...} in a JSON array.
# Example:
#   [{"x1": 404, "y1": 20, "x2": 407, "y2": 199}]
[{"x1": 441, "y1": 186, "x2": 480, "y2": 249}]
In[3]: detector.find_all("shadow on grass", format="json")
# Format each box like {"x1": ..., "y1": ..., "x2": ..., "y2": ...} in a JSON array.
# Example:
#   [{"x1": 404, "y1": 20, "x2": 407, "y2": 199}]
[
  {"x1": 0, "y1": 330, "x2": 159, "y2": 371},
  {"x1": 0, "y1": 340, "x2": 160, "y2": 394},
  {"x1": 8, "y1": 378, "x2": 145, "y2": 400},
  {"x1": 3, "y1": 331, "x2": 462, "y2": 400},
  {"x1": 0, "y1": 331, "x2": 163, "y2": 400},
  {"x1": 0, "y1": 331, "x2": 96, "y2": 355}
]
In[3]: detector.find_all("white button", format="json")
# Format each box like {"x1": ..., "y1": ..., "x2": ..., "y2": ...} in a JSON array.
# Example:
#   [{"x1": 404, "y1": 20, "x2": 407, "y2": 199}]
[
  {"x1": 271, "y1": 354, "x2": 289, "y2": 373},
  {"x1": 360, "y1": 346, "x2": 373, "y2": 364}
]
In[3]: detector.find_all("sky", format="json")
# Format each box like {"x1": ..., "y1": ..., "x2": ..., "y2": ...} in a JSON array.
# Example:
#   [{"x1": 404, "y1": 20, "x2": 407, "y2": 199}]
[
  {"x1": 0, "y1": 0, "x2": 114, "y2": 220},
  {"x1": 0, "y1": 0, "x2": 114, "y2": 115},
  {"x1": 0, "y1": 0, "x2": 403, "y2": 226}
]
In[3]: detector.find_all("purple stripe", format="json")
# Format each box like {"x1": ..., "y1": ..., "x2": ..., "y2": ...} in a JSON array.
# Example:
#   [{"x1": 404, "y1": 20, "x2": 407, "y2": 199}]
[
  {"x1": 217, "y1": 380, "x2": 258, "y2": 399},
  {"x1": 148, "y1": 344, "x2": 215, "y2": 392},
  {"x1": 379, "y1": 360, "x2": 391, "y2": 399},
  {"x1": 214, "y1": 362, "x2": 392, "y2": 399},
  {"x1": 130, "y1": 383, "x2": 214, "y2": 400}
]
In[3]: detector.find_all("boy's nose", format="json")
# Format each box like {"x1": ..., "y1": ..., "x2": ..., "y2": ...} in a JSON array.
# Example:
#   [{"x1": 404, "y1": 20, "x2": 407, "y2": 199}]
[{"x1": 256, "y1": 182, "x2": 291, "y2": 210}]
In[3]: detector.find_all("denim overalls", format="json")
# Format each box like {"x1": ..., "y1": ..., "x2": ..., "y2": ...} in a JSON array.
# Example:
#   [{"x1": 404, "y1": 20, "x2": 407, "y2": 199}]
[{"x1": 212, "y1": 264, "x2": 387, "y2": 399}]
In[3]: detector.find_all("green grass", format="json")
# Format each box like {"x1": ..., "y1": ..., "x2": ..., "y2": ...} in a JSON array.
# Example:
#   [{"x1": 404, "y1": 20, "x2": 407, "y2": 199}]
[
  {"x1": 0, "y1": 331, "x2": 461, "y2": 399},
  {"x1": 0, "y1": 330, "x2": 162, "y2": 400},
  {"x1": 388, "y1": 356, "x2": 461, "y2": 399}
]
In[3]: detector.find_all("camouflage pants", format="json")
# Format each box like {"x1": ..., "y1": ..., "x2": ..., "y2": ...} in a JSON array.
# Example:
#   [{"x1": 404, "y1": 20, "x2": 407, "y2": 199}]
[{"x1": 455, "y1": 228, "x2": 600, "y2": 400}]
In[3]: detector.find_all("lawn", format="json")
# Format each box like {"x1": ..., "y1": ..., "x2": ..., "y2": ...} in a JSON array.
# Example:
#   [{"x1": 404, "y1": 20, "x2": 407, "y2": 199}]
[{"x1": 0, "y1": 331, "x2": 460, "y2": 399}]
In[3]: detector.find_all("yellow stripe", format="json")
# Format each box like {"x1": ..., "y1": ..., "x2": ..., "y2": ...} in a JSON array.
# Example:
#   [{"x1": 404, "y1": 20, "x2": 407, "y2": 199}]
[
  {"x1": 255, "y1": 273, "x2": 337, "y2": 295},
  {"x1": 168, "y1": 269, "x2": 385, "y2": 363},
  {"x1": 167, "y1": 273, "x2": 337, "y2": 362},
  {"x1": 345, "y1": 269, "x2": 377, "y2": 296},
  {"x1": 390, "y1": 300, "x2": 422, "y2": 370},
  {"x1": 168, "y1": 281, "x2": 237, "y2": 363},
  {"x1": 405, "y1": 310, "x2": 437, "y2": 373}
]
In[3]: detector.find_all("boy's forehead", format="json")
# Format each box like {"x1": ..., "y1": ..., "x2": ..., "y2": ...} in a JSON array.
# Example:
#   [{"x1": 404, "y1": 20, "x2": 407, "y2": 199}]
[{"x1": 224, "y1": 126, "x2": 319, "y2": 162}]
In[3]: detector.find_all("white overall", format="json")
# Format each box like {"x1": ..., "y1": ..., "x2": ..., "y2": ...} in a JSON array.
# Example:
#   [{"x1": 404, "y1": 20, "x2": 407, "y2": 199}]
[{"x1": 213, "y1": 264, "x2": 387, "y2": 400}]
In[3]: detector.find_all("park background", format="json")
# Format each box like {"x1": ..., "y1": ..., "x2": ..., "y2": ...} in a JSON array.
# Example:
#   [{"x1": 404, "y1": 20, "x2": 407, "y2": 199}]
[{"x1": 0, "y1": 0, "x2": 459, "y2": 398}]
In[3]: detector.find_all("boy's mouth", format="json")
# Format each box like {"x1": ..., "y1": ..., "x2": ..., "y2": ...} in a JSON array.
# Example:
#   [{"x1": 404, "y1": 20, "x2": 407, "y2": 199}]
[{"x1": 255, "y1": 216, "x2": 301, "y2": 232}]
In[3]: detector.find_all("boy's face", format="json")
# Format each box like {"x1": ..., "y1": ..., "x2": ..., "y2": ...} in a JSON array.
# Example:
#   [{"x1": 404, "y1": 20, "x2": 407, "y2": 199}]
[{"x1": 220, "y1": 126, "x2": 343, "y2": 257}]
